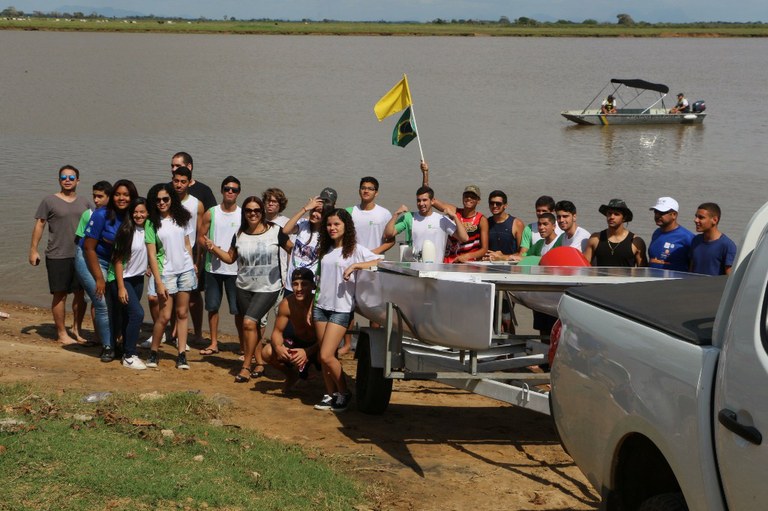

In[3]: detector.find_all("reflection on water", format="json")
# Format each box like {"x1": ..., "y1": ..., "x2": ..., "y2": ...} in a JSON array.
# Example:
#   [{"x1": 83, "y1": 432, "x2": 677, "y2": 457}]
[{"x1": 2, "y1": 33, "x2": 767, "y2": 311}]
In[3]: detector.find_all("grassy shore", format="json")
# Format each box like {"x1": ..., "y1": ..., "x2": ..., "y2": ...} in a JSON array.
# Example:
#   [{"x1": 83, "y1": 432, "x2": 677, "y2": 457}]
[
  {"x1": 0, "y1": 383, "x2": 362, "y2": 511},
  {"x1": 2, "y1": 18, "x2": 768, "y2": 37}
]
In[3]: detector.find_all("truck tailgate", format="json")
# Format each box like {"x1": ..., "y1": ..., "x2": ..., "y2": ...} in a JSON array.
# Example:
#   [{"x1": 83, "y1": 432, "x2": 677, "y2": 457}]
[{"x1": 564, "y1": 276, "x2": 727, "y2": 345}]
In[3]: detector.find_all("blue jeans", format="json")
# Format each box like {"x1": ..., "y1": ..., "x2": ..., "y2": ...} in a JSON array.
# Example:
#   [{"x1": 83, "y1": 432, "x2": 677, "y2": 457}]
[
  {"x1": 74, "y1": 246, "x2": 112, "y2": 348},
  {"x1": 108, "y1": 275, "x2": 145, "y2": 357}
]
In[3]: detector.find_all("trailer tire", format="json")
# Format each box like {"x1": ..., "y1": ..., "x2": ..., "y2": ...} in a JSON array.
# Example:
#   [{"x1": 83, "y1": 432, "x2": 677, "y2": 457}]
[
  {"x1": 637, "y1": 493, "x2": 688, "y2": 511},
  {"x1": 355, "y1": 334, "x2": 392, "y2": 415}
]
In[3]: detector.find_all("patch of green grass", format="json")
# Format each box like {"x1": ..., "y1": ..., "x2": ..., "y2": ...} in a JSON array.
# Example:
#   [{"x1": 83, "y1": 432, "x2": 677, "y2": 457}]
[
  {"x1": 2, "y1": 18, "x2": 768, "y2": 37},
  {"x1": 0, "y1": 384, "x2": 362, "y2": 511}
]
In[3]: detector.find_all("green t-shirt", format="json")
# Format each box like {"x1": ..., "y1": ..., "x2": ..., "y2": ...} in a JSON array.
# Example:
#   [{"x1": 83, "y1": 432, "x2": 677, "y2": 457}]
[
  {"x1": 528, "y1": 234, "x2": 564, "y2": 257},
  {"x1": 393, "y1": 212, "x2": 414, "y2": 245},
  {"x1": 75, "y1": 209, "x2": 92, "y2": 238}
]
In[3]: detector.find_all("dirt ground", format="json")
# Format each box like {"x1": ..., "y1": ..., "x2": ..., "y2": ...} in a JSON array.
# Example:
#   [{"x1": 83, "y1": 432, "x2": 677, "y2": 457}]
[{"x1": 0, "y1": 301, "x2": 599, "y2": 511}]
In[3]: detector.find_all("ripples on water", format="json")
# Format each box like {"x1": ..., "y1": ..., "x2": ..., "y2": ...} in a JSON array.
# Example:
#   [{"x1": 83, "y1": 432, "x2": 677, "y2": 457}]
[{"x1": 2, "y1": 32, "x2": 767, "y2": 308}]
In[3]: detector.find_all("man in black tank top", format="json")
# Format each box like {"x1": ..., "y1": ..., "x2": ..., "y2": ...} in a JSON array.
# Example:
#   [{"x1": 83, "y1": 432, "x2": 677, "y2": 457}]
[{"x1": 584, "y1": 199, "x2": 648, "y2": 267}]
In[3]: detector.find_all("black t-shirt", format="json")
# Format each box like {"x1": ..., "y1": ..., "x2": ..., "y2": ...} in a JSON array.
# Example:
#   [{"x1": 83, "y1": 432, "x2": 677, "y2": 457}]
[{"x1": 189, "y1": 181, "x2": 217, "y2": 211}]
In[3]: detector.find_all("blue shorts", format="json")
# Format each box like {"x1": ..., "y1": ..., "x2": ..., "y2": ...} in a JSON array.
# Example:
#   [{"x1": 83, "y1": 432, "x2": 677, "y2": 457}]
[
  {"x1": 312, "y1": 307, "x2": 353, "y2": 328},
  {"x1": 204, "y1": 272, "x2": 239, "y2": 315},
  {"x1": 161, "y1": 269, "x2": 197, "y2": 295}
]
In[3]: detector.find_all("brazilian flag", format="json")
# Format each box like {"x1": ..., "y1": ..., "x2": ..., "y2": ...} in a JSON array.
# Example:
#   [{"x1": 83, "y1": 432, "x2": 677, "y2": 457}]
[{"x1": 392, "y1": 107, "x2": 417, "y2": 148}]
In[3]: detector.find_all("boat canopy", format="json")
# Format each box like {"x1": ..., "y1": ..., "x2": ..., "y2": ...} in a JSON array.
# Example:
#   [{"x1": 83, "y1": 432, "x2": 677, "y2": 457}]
[{"x1": 610, "y1": 78, "x2": 669, "y2": 94}]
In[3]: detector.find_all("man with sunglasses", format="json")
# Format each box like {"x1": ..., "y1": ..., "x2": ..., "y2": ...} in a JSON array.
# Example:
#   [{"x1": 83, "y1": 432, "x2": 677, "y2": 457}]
[
  {"x1": 198, "y1": 176, "x2": 243, "y2": 355},
  {"x1": 484, "y1": 190, "x2": 525, "y2": 262},
  {"x1": 29, "y1": 165, "x2": 91, "y2": 345}
]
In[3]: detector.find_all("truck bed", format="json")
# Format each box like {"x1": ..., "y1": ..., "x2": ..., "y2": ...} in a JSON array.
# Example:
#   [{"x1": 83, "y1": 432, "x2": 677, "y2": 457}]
[{"x1": 564, "y1": 275, "x2": 727, "y2": 346}]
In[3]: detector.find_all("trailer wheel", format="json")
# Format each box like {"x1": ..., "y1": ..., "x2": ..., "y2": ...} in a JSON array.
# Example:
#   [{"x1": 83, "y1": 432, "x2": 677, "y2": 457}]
[
  {"x1": 637, "y1": 493, "x2": 688, "y2": 511},
  {"x1": 355, "y1": 334, "x2": 392, "y2": 415}
]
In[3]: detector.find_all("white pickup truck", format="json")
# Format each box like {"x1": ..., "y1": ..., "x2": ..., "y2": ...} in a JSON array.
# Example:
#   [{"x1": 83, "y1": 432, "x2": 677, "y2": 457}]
[{"x1": 550, "y1": 204, "x2": 768, "y2": 511}]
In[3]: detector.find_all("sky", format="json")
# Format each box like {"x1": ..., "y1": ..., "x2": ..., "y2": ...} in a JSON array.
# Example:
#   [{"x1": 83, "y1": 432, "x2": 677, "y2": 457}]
[{"x1": 7, "y1": 0, "x2": 768, "y2": 23}]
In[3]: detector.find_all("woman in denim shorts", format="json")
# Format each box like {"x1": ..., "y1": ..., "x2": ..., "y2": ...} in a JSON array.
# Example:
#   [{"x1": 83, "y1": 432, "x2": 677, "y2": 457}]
[
  {"x1": 145, "y1": 183, "x2": 196, "y2": 370},
  {"x1": 312, "y1": 209, "x2": 382, "y2": 412}
]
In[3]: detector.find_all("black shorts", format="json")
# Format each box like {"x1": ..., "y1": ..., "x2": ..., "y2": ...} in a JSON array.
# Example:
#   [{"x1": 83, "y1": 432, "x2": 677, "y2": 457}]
[
  {"x1": 46, "y1": 257, "x2": 81, "y2": 294},
  {"x1": 236, "y1": 288, "x2": 281, "y2": 323}
]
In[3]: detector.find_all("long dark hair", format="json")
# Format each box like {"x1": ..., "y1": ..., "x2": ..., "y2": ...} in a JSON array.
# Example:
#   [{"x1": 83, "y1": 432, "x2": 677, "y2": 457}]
[
  {"x1": 106, "y1": 179, "x2": 138, "y2": 221},
  {"x1": 239, "y1": 196, "x2": 268, "y2": 234},
  {"x1": 318, "y1": 208, "x2": 357, "y2": 259},
  {"x1": 147, "y1": 182, "x2": 190, "y2": 230},
  {"x1": 112, "y1": 197, "x2": 147, "y2": 264}
]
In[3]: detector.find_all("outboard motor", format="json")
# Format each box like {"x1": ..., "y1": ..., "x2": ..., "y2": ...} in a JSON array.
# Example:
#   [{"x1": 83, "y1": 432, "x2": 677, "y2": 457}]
[{"x1": 692, "y1": 100, "x2": 706, "y2": 113}]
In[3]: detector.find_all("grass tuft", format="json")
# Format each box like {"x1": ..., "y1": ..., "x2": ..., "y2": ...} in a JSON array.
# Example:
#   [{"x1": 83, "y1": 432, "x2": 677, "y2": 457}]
[{"x1": 0, "y1": 384, "x2": 362, "y2": 510}]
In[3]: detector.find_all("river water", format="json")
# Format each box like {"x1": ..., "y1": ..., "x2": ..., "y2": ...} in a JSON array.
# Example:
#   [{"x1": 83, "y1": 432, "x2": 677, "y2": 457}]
[{"x1": 2, "y1": 31, "x2": 767, "y2": 309}]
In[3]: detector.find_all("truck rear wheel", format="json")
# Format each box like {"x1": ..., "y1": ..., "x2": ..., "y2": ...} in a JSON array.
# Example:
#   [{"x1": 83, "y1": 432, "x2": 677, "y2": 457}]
[
  {"x1": 355, "y1": 334, "x2": 393, "y2": 415},
  {"x1": 637, "y1": 493, "x2": 688, "y2": 511}
]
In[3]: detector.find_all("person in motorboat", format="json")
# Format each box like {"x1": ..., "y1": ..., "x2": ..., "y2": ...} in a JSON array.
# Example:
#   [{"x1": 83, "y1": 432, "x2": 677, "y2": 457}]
[
  {"x1": 670, "y1": 92, "x2": 690, "y2": 114},
  {"x1": 600, "y1": 94, "x2": 617, "y2": 114}
]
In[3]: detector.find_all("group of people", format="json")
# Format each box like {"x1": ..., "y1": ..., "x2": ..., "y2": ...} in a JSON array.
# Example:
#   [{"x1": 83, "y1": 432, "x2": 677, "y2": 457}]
[
  {"x1": 600, "y1": 91, "x2": 691, "y2": 114},
  {"x1": 30, "y1": 153, "x2": 736, "y2": 412}
]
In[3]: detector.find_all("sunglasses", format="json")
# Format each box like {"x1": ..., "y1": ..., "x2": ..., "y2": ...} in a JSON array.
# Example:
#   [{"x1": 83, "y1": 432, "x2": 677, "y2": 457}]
[
  {"x1": 156, "y1": 196, "x2": 171, "y2": 204},
  {"x1": 59, "y1": 175, "x2": 77, "y2": 182},
  {"x1": 244, "y1": 207, "x2": 262, "y2": 214},
  {"x1": 223, "y1": 186, "x2": 240, "y2": 193},
  {"x1": 489, "y1": 201, "x2": 504, "y2": 207}
]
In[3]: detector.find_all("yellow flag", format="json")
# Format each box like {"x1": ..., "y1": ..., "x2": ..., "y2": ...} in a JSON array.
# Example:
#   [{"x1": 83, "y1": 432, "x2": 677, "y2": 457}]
[{"x1": 374, "y1": 74, "x2": 413, "y2": 121}]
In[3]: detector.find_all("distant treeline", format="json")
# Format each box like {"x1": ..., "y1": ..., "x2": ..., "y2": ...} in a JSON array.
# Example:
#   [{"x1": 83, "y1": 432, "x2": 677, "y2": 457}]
[{"x1": 2, "y1": 7, "x2": 765, "y2": 26}]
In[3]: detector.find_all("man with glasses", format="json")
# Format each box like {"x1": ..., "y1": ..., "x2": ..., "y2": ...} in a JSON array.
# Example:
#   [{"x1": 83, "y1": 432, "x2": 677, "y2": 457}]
[
  {"x1": 648, "y1": 196, "x2": 693, "y2": 272},
  {"x1": 29, "y1": 165, "x2": 91, "y2": 345},
  {"x1": 484, "y1": 190, "x2": 525, "y2": 262},
  {"x1": 198, "y1": 177, "x2": 243, "y2": 355},
  {"x1": 348, "y1": 177, "x2": 394, "y2": 255}
]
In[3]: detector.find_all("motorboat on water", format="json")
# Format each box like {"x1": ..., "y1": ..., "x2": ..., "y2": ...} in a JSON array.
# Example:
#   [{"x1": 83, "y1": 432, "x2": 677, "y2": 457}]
[{"x1": 561, "y1": 78, "x2": 706, "y2": 125}]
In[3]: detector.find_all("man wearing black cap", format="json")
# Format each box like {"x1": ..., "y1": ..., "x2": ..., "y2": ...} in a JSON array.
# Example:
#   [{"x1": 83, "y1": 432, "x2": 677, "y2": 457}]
[
  {"x1": 584, "y1": 199, "x2": 647, "y2": 267},
  {"x1": 670, "y1": 93, "x2": 690, "y2": 114}
]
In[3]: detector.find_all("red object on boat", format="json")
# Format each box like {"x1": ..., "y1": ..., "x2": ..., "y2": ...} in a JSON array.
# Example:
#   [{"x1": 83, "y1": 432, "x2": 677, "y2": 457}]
[{"x1": 539, "y1": 247, "x2": 590, "y2": 267}]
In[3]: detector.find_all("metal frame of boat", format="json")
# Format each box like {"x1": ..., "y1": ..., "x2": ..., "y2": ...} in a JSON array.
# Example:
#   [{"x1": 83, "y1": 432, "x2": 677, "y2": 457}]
[
  {"x1": 352, "y1": 261, "x2": 701, "y2": 415},
  {"x1": 561, "y1": 78, "x2": 706, "y2": 125}
]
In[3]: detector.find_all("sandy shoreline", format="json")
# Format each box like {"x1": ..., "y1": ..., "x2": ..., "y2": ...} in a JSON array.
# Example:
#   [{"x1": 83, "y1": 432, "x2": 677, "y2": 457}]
[{"x1": 0, "y1": 299, "x2": 598, "y2": 510}]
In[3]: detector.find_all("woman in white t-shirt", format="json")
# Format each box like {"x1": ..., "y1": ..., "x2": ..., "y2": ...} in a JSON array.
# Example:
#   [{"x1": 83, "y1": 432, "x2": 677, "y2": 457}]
[
  {"x1": 109, "y1": 197, "x2": 149, "y2": 370},
  {"x1": 205, "y1": 196, "x2": 289, "y2": 384},
  {"x1": 145, "y1": 183, "x2": 195, "y2": 370},
  {"x1": 313, "y1": 209, "x2": 382, "y2": 412},
  {"x1": 281, "y1": 196, "x2": 329, "y2": 293}
]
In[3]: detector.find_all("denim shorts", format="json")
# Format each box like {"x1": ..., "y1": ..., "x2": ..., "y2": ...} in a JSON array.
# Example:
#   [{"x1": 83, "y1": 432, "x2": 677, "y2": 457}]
[
  {"x1": 161, "y1": 269, "x2": 197, "y2": 295},
  {"x1": 312, "y1": 307, "x2": 353, "y2": 328}
]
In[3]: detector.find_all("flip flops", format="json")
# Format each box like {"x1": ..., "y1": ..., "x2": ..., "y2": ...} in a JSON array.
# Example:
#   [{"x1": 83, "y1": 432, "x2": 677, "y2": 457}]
[{"x1": 199, "y1": 347, "x2": 219, "y2": 356}]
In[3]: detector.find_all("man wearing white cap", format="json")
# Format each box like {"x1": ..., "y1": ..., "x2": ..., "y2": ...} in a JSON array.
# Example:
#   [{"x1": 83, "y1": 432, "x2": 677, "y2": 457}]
[{"x1": 647, "y1": 197, "x2": 694, "y2": 272}]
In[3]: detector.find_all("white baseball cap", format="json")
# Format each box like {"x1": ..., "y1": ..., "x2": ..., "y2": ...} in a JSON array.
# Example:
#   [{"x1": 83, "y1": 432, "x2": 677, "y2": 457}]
[{"x1": 650, "y1": 197, "x2": 679, "y2": 213}]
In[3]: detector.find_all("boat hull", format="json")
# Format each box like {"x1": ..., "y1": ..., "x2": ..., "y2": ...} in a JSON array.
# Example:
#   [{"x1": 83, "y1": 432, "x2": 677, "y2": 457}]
[{"x1": 562, "y1": 111, "x2": 706, "y2": 125}]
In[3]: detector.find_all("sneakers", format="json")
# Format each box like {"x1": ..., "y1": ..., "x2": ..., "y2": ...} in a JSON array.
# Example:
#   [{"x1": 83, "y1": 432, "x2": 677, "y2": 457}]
[
  {"x1": 331, "y1": 392, "x2": 351, "y2": 413},
  {"x1": 314, "y1": 393, "x2": 351, "y2": 412},
  {"x1": 313, "y1": 394, "x2": 334, "y2": 411},
  {"x1": 172, "y1": 338, "x2": 191, "y2": 352},
  {"x1": 176, "y1": 353, "x2": 190, "y2": 370},
  {"x1": 100, "y1": 346, "x2": 115, "y2": 363},
  {"x1": 122, "y1": 355, "x2": 147, "y2": 370},
  {"x1": 146, "y1": 351, "x2": 159, "y2": 368},
  {"x1": 138, "y1": 332, "x2": 166, "y2": 350}
]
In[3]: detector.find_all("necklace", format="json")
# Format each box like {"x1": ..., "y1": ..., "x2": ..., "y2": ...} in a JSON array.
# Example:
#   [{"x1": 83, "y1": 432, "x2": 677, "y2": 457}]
[{"x1": 606, "y1": 240, "x2": 619, "y2": 255}]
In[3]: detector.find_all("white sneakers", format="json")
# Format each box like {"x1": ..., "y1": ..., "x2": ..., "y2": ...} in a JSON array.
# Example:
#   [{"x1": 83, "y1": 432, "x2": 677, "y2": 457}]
[
  {"x1": 122, "y1": 355, "x2": 147, "y2": 370},
  {"x1": 138, "y1": 332, "x2": 166, "y2": 349}
]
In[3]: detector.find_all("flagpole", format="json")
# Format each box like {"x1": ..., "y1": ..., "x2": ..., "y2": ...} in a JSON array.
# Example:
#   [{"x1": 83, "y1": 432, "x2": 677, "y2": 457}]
[{"x1": 409, "y1": 103, "x2": 426, "y2": 162}]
